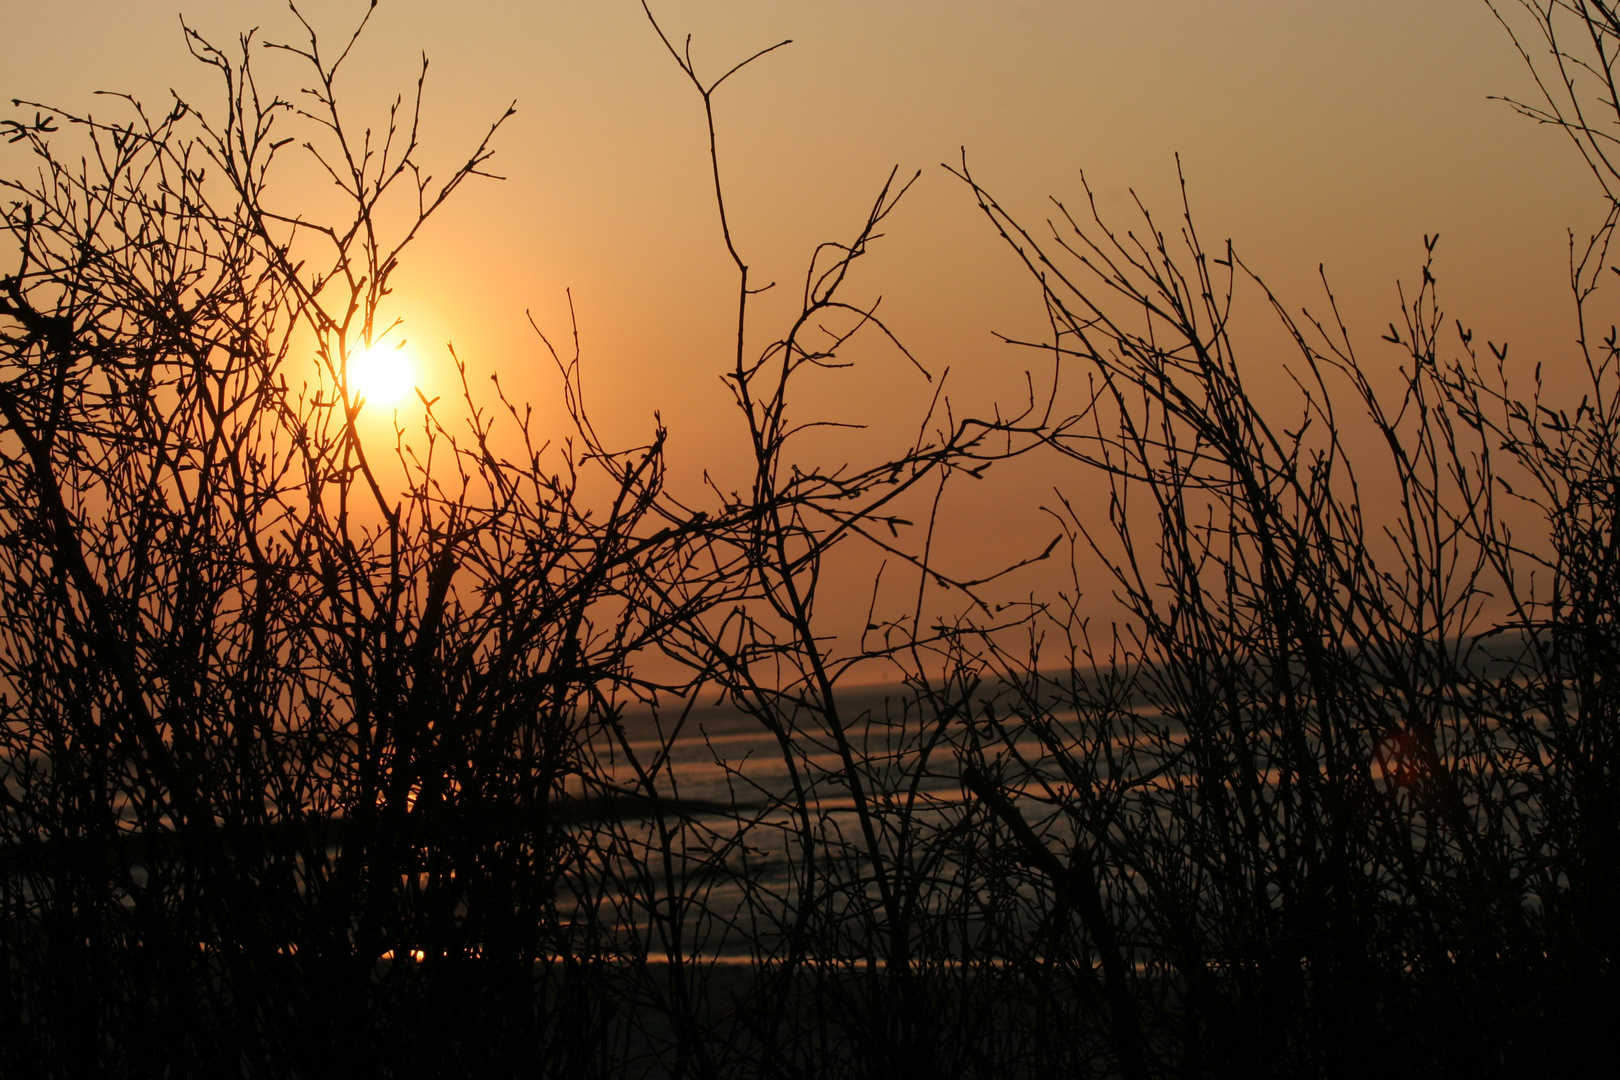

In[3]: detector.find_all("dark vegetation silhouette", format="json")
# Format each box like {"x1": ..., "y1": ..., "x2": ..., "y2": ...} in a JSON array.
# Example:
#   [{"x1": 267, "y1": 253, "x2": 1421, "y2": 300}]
[{"x1": 1, "y1": 1, "x2": 1615, "y2": 1076}]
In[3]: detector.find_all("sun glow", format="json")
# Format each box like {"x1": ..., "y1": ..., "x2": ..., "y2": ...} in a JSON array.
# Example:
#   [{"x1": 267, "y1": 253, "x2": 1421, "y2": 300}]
[{"x1": 348, "y1": 341, "x2": 416, "y2": 406}]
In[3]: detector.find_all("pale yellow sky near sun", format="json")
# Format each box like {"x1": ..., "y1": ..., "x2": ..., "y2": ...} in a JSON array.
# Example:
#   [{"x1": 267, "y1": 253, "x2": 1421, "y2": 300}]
[{"x1": 4, "y1": 0, "x2": 1601, "y2": 635}]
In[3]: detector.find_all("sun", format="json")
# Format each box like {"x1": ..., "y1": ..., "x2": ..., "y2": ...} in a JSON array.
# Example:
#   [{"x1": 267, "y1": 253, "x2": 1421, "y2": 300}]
[{"x1": 348, "y1": 341, "x2": 416, "y2": 405}]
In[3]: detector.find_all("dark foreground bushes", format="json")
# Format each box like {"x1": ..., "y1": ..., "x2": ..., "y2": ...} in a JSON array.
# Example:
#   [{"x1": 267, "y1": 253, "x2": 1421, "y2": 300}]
[{"x1": 1, "y1": 2, "x2": 1616, "y2": 1076}]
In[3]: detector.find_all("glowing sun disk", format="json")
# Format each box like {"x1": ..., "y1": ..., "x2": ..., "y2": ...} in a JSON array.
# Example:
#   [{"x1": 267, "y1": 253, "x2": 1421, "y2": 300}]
[{"x1": 349, "y1": 342, "x2": 415, "y2": 405}]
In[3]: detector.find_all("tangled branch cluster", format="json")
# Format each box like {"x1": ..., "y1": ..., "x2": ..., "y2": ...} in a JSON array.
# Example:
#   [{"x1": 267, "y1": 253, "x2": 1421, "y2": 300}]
[{"x1": 0, "y1": 3, "x2": 1615, "y2": 1077}]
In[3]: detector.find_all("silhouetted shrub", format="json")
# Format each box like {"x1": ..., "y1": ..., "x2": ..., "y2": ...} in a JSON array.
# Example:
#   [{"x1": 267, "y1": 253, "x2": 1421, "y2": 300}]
[{"x1": 2, "y1": 2, "x2": 1616, "y2": 1078}]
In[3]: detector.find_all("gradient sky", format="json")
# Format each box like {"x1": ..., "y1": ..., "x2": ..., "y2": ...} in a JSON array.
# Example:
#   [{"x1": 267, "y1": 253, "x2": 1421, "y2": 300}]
[{"x1": 6, "y1": 0, "x2": 1600, "y2": 635}]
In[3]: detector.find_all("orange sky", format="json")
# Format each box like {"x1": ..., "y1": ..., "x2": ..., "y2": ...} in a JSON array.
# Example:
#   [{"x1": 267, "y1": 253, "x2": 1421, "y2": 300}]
[{"x1": 6, "y1": 0, "x2": 1601, "y2": 640}]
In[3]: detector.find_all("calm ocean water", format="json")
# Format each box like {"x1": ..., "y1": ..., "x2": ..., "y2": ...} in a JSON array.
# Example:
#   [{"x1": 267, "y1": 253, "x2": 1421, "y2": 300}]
[{"x1": 558, "y1": 683, "x2": 1096, "y2": 961}]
